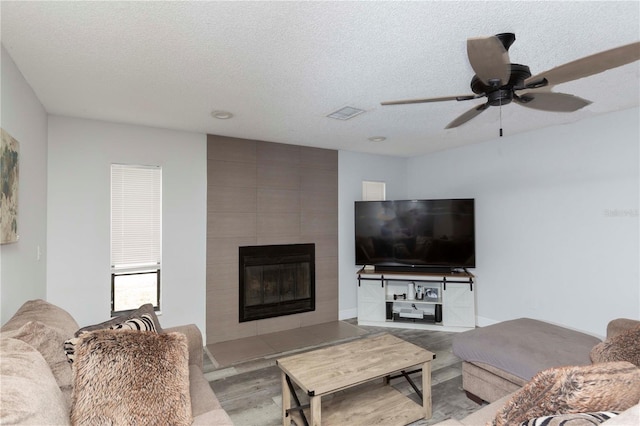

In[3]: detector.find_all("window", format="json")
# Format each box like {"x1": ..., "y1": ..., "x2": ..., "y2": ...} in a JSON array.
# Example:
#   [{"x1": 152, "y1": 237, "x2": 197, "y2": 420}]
[
  {"x1": 111, "y1": 164, "x2": 161, "y2": 314},
  {"x1": 362, "y1": 180, "x2": 386, "y2": 201}
]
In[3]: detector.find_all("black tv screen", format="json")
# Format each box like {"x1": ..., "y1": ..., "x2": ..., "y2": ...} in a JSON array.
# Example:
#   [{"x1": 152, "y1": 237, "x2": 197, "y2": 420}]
[{"x1": 355, "y1": 199, "x2": 475, "y2": 269}]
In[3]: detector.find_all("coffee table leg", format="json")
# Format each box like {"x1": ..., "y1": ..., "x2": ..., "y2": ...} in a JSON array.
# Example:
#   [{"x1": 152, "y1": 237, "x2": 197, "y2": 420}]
[
  {"x1": 309, "y1": 395, "x2": 321, "y2": 425},
  {"x1": 281, "y1": 372, "x2": 291, "y2": 426},
  {"x1": 422, "y1": 361, "x2": 432, "y2": 419}
]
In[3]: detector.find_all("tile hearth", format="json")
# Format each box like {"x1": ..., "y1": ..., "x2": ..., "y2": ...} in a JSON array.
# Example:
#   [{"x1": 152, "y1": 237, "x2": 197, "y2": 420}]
[{"x1": 206, "y1": 320, "x2": 367, "y2": 368}]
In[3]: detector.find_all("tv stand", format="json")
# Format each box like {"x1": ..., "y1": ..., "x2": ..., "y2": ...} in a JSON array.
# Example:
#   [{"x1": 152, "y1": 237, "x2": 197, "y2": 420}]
[{"x1": 357, "y1": 269, "x2": 475, "y2": 332}]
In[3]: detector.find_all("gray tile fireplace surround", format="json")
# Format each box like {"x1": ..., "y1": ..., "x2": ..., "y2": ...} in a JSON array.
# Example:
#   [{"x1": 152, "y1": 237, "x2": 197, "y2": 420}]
[{"x1": 206, "y1": 135, "x2": 339, "y2": 345}]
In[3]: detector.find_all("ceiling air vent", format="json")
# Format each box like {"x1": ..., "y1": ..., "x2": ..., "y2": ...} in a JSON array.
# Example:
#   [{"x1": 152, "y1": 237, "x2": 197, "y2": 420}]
[{"x1": 327, "y1": 106, "x2": 365, "y2": 120}]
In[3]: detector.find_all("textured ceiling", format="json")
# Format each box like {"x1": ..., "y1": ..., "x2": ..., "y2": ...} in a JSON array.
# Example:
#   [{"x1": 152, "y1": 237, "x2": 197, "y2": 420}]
[{"x1": 1, "y1": 1, "x2": 639, "y2": 157}]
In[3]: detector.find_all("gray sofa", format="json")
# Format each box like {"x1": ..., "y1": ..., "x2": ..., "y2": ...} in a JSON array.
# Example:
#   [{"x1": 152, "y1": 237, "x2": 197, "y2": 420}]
[
  {"x1": 0, "y1": 299, "x2": 233, "y2": 425},
  {"x1": 435, "y1": 317, "x2": 640, "y2": 425}
]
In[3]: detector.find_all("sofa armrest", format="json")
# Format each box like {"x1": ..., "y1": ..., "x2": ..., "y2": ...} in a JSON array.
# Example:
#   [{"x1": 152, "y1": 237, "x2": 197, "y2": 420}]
[
  {"x1": 606, "y1": 318, "x2": 640, "y2": 339},
  {"x1": 604, "y1": 404, "x2": 639, "y2": 425},
  {"x1": 164, "y1": 324, "x2": 203, "y2": 369}
]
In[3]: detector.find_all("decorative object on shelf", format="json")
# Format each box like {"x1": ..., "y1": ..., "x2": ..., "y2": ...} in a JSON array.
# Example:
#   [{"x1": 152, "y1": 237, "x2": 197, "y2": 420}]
[
  {"x1": 1, "y1": 128, "x2": 19, "y2": 244},
  {"x1": 408, "y1": 282, "x2": 416, "y2": 300},
  {"x1": 425, "y1": 288, "x2": 439, "y2": 300},
  {"x1": 399, "y1": 307, "x2": 424, "y2": 319}
]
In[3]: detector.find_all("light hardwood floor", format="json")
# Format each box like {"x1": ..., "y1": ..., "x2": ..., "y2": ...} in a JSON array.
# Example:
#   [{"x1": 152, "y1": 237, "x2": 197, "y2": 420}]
[{"x1": 204, "y1": 320, "x2": 484, "y2": 425}]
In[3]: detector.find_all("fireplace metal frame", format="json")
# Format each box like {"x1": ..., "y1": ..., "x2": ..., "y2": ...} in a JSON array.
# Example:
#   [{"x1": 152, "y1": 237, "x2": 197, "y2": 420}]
[{"x1": 239, "y1": 243, "x2": 316, "y2": 322}]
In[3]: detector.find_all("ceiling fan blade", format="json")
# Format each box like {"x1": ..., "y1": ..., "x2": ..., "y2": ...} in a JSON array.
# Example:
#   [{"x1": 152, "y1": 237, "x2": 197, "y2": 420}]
[
  {"x1": 467, "y1": 36, "x2": 511, "y2": 86},
  {"x1": 445, "y1": 103, "x2": 490, "y2": 129},
  {"x1": 525, "y1": 41, "x2": 640, "y2": 88},
  {"x1": 515, "y1": 92, "x2": 592, "y2": 112},
  {"x1": 381, "y1": 94, "x2": 479, "y2": 106}
]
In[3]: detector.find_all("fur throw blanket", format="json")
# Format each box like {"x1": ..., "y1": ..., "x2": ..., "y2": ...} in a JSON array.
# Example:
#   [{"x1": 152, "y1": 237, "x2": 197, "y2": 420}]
[{"x1": 490, "y1": 361, "x2": 640, "y2": 426}]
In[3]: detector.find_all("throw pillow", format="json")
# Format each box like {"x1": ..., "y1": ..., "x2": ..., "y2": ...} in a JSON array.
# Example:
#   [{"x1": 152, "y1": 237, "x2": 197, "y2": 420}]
[
  {"x1": 64, "y1": 314, "x2": 158, "y2": 364},
  {"x1": 520, "y1": 411, "x2": 619, "y2": 425},
  {"x1": 0, "y1": 337, "x2": 70, "y2": 425},
  {"x1": 491, "y1": 361, "x2": 640, "y2": 426},
  {"x1": 70, "y1": 329, "x2": 192, "y2": 426},
  {"x1": 590, "y1": 325, "x2": 640, "y2": 367},
  {"x1": 109, "y1": 313, "x2": 158, "y2": 331},
  {"x1": 74, "y1": 303, "x2": 162, "y2": 336},
  {"x1": 11, "y1": 321, "x2": 73, "y2": 407}
]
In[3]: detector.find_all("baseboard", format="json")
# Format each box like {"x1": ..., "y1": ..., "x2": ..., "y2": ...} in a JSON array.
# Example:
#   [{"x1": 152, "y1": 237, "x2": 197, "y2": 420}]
[
  {"x1": 339, "y1": 307, "x2": 357, "y2": 320},
  {"x1": 476, "y1": 315, "x2": 500, "y2": 327}
]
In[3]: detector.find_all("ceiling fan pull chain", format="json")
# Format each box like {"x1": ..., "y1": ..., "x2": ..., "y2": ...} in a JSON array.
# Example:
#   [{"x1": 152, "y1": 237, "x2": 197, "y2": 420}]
[{"x1": 499, "y1": 97, "x2": 503, "y2": 137}]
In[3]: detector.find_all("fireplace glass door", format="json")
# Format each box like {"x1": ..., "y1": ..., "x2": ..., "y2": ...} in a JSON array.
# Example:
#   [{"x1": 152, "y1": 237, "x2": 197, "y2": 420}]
[{"x1": 239, "y1": 244, "x2": 315, "y2": 322}]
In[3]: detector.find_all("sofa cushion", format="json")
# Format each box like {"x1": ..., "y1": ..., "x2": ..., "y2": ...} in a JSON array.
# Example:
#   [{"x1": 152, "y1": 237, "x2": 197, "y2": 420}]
[
  {"x1": 491, "y1": 361, "x2": 640, "y2": 426},
  {"x1": 590, "y1": 326, "x2": 640, "y2": 367},
  {"x1": 189, "y1": 365, "x2": 223, "y2": 416},
  {"x1": 519, "y1": 411, "x2": 619, "y2": 425},
  {"x1": 0, "y1": 299, "x2": 79, "y2": 337},
  {"x1": 75, "y1": 303, "x2": 162, "y2": 336},
  {"x1": 11, "y1": 321, "x2": 73, "y2": 407},
  {"x1": 71, "y1": 329, "x2": 191, "y2": 426},
  {"x1": 0, "y1": 337, "x2": 70, "y2": 425}
]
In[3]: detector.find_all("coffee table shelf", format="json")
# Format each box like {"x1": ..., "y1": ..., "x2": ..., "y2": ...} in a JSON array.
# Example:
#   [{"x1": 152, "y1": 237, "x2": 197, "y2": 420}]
[{"x1": 289, "y1": 383, "x2": 425, "y2": 426}]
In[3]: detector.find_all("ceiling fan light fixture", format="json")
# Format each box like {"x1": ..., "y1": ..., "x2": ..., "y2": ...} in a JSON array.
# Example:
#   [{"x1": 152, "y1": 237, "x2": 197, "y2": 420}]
[
  {"x1": 327, "y1": 106, "x2": 365, "y2": 120},
  {"x1": 211, "y1": 110, "x2": 233, "y2": 119}
]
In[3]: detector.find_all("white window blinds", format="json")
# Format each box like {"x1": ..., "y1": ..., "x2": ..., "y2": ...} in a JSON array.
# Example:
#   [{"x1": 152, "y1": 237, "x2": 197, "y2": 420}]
[{"x1": 111, "y1": 164, "x2": 162, "y2": 270}]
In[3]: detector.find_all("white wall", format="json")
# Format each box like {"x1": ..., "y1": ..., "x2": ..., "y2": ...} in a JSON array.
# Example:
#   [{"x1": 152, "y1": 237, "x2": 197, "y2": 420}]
[
  {"x1": 47, "y1": 116, "x2": 207, "y2": 334},
  {"x1": 0, "y1": 46, "x2": 49, "y2": 323},
  {"x1": 406, "y1": 108, "x2": 640, "y2": 337},
  {"x1": 337, "y1": 151, "x2": 408, "y2": 319}
]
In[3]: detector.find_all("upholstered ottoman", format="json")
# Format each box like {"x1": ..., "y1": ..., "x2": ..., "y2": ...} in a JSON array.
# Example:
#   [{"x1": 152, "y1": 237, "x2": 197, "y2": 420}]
[{"x1": 452, "y1": 318, "x2": 602, "y2": 403}]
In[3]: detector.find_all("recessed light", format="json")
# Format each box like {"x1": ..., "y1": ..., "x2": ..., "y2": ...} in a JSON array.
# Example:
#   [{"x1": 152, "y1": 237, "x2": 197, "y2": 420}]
[
  {"x1": 211, "y1": 110, "x2": 233, "y2": 119},
  {"x1": 368, "y1": 136, "x2": 387, "y2": 142}
]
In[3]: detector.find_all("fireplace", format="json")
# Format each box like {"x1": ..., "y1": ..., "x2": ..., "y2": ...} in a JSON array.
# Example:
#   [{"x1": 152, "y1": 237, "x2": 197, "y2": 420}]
[{"x1": 239, "y1": 244, "x2": 315, "y2": 322}]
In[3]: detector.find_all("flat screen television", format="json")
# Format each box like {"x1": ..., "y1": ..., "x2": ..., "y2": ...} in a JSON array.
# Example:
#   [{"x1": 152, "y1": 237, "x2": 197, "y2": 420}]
[{"x1": 355, "y1": 199, "x2": 475, "y2": 271}]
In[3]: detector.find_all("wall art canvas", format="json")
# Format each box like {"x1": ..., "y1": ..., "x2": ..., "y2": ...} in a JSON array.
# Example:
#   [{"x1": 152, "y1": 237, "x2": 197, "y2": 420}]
[{"x1": 1, "y1": 128, "x2": 19, "y2": 244}]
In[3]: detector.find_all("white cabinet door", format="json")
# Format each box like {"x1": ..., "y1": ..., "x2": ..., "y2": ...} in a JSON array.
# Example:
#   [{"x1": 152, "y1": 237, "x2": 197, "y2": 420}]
[
  {"x1": 442, "y1": 283, "x2": 475, "y2": 327},
  {"x1": 357, "y1": 281, "x2": 386, "y2": 322}
]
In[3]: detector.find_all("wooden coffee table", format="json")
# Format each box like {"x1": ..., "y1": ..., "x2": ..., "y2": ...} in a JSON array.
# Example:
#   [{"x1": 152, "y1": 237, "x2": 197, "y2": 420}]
[{"x1": 276, "y1": 333, "x2": 434, "y2": 425}]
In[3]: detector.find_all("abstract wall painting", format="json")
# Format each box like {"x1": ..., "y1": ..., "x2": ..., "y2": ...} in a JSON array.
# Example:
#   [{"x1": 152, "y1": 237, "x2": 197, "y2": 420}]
[{"x1": 1, "y1": 128, "x2": 19, "y2": 244}]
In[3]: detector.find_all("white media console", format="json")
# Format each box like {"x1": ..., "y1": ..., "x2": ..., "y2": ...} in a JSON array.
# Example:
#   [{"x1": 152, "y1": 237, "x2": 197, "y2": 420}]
[{"x1": 357, "y1": 268, "x2": 476, "y2": 332}]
